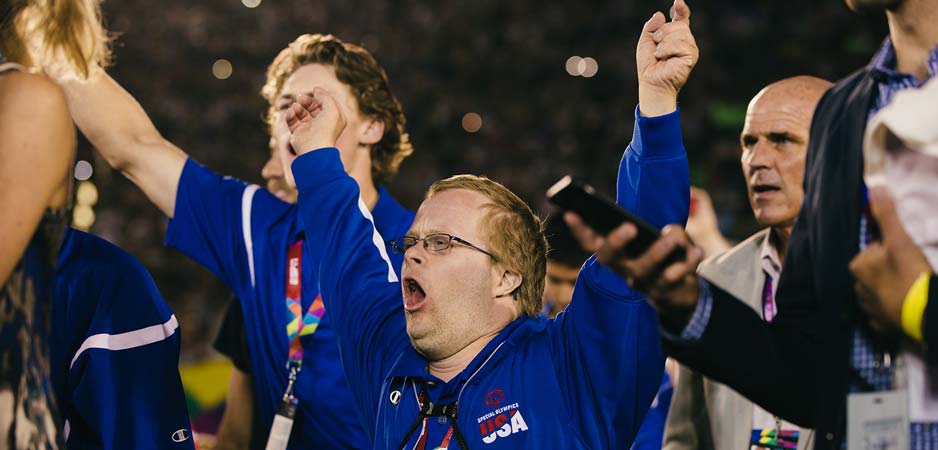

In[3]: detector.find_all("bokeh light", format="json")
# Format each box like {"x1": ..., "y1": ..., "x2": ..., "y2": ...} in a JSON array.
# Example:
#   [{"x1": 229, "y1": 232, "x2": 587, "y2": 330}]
[
  {"x1": 565, "y1": 56, "x2": 582, "y2": 76},
  {"x1": 74, "y1": 160, "x2": 93, "y2": 180},
  {"x1": 212, "y1": 59, "x2": 233, "y2": 79},
  {"x1": 461, "y1": 112, "x2": 483, "y2": 133},
  {"x1": 76, "y1": 181, "x2": 99, "y2": 206}
]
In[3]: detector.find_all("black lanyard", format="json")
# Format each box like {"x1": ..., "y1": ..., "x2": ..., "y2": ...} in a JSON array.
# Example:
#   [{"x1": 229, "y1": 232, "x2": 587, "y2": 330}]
[{"x1": 397, "y1": 382, "x2": 470, "y2": 450}]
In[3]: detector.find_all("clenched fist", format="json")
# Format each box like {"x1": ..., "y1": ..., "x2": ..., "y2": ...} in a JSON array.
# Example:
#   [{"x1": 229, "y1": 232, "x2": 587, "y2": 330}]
[
  {"x1": 285, "y1": 87, "x2": 347, "y2": 156},
  {"x1": 636, "y1": 0, "x2": 699, "y2": 117}
]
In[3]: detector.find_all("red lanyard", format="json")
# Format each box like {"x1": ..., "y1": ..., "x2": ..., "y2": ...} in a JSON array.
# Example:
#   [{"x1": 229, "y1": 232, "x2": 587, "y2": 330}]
[
  {"x1": 285, "y1": 240, "x2": 306, "y2": 363},
  {"x1": 284, "y1": 240, "x2": 326, "y2": 365}
]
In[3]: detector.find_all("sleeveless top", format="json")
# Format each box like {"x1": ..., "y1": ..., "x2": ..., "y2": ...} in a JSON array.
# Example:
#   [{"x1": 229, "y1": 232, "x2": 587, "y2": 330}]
[{"x1": 0, "y1": 53, "x2": 69, "y2": 450}]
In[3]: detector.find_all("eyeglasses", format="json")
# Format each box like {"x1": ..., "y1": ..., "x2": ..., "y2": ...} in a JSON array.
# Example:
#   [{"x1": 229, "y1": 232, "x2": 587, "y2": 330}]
[{"x1": 387, "y1": 233, "x2": 498, "y2": 261}]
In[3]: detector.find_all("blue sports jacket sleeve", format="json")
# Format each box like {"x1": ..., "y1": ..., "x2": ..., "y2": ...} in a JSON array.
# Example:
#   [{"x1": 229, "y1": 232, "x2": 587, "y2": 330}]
[
  {"x1": 291, "y1": 148, "x2": 410, "y2": 436},
  {"x1": 60, "y1": 232, "x2": 193, "y2": 449},
  {"x1": 548, "y1": 107, "x2": 689, "y2": 449},
  {"x1": 165, "y1": 158, "x2": 256, "y2": 296}
]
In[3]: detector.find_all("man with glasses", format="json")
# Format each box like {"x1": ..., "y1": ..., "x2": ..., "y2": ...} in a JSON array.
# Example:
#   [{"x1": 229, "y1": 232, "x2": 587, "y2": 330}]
[{"x1": 284, "y1": 1, "x2": 697, "y2": 447}]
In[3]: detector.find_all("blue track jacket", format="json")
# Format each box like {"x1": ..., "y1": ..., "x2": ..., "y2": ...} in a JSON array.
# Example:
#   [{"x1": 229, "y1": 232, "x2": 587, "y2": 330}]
[
  {"x1": 291, "y1": 108, "x2": 688, "y2": 449},
  {"x1": 51, "y1": 228, "x2": 193, "y2": 449}
]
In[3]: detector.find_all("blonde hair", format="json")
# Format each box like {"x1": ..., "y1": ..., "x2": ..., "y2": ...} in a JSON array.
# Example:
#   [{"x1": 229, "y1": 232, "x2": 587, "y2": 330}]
[
  {"x1": 0, "y1": 0, "x2": 111, "y2": 78},
  {"x1": 261, "y1": 34, "x2": 413, "y2": 185},
  {"x1": 426, "y1": 175, "x2": 547, "y2": 317}
]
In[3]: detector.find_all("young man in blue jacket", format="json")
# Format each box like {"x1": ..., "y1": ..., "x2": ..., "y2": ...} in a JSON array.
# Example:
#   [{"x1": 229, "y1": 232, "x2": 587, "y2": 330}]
[
  {"x1": 284, "y1": 1, "x2": 697, "y2": 448},
  {"x1": 52, "y1": 228, "x2": 193, "y2": 449},
  {"x1": 59, "y1": 34, "x2": 414, "y2": 449}
]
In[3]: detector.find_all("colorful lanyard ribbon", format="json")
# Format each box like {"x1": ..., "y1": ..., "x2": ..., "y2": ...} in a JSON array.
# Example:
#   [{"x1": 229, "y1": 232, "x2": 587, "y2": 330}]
[
  {"x1": 283, "y1": 241, "x2": 326, "y2": 383},
  {"x1": 750, "y1": 429, "x2": 799, "y2": 449}
]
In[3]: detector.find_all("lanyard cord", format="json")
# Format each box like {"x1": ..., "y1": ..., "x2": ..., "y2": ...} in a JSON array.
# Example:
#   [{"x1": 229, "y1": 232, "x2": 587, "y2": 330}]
[{"x1": 396, "y1": 383, "x2": 469, "y2": 450}]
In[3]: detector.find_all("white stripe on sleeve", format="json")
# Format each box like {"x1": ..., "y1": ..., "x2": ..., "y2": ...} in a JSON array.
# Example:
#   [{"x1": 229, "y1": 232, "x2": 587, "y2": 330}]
[
  {"x1": 357, "y1": 196, "x2": 399, "y2": 283},
  {"x1": 241, "y1": 184, "x2": 260, "y2": 287},
  {"x1": 69, "y1": 315, "x2": 180, "y2": 369}
]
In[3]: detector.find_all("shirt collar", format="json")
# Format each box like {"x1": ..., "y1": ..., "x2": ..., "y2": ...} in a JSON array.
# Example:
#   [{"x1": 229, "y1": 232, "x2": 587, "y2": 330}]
[
  {"x1": 868, "y1": 36, "x2": 938, "y2": 83},
  {"x1": 760, "y1": 229, "x2": 782, "y2": 281}
]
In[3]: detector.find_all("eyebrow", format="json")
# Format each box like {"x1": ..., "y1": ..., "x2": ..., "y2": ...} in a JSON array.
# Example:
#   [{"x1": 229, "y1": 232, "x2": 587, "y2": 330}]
[
  {"x1": 767, "y1": 131, "x2": 804, "y2": 143},
  {"x1": 277, "y1": 91, "x2": 316, "y2": 102},
  {"x1": 403, "y1": 228, "x2": 448, "y2": 237}
]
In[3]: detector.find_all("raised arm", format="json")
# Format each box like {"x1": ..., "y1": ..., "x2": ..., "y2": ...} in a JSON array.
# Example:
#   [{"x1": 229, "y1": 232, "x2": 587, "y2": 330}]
[
  {"x1": 546, "y1": 2, "x2": 695, "y2": 447},
  {"x1": 59, "y1": 73, "x2": 187, "y2": 217},
  {"x1": 287, "y1": 90, "x2": 409, "y2": 431},
  {"x1": 0, "y1": 72, "x2": 73, "y2": 285}
]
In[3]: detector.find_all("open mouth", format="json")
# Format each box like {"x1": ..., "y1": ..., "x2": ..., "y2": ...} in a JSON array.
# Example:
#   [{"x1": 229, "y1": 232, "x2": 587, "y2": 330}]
[
  {"x1": 752, "y1": 184, "x2": 781, "y2": 194},
  {"x1": 404, "y1": 277, "x2": 427, "y2": 311}
]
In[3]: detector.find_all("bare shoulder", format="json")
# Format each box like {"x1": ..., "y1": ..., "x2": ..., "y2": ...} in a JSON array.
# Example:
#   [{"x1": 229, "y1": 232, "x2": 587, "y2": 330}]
[
  {"x1": 0, "y1": 71, "x2": 68, "y2": 112},
  {"x1": 0, "y1": 71, "x2": 72, "y2": 130}
]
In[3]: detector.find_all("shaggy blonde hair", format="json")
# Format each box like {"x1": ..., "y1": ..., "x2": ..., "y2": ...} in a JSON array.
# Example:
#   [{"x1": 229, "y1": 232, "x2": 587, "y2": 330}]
[
  {"x1": 1, "y1": 0, "x2": 111, "y2": 78},
  {"x1": 426, "y1": 175, "x2": 547, "y2": 317},
  {"x1": 261, "y1": 34, "x2": 412, "y2": 184}
]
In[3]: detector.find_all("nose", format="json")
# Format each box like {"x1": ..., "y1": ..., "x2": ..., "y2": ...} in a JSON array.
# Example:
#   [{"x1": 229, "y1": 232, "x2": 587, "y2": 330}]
[
  {"x1": 404, "y1": 243, "x2": 425, "y2": 266},
  {"x1": 745, "y1": 139, "x2": 774, "y2": 171},
  {"x1": 261, "y1": 149, "x2": 282, "y2": 181}
]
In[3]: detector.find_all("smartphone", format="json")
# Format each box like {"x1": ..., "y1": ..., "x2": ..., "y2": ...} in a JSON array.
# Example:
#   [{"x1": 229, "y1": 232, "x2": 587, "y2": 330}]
[{"x1": 546, "y1": 176, "x2": 686, "y2": 265}]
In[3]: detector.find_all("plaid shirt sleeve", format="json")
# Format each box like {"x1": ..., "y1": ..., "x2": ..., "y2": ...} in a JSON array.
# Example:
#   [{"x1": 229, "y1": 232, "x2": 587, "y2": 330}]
[{"x1": 659, "y1": 278, "x2": 714, "y2": 342}]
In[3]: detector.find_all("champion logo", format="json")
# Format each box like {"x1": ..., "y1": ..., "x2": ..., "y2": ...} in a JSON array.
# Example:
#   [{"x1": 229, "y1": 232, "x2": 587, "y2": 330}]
[
  {"x1": 171, "y1": 428, "x2": 191, "y2": 443},
  {"x1": 484, "y1": 389, "x2": 504, "y2": 409}
]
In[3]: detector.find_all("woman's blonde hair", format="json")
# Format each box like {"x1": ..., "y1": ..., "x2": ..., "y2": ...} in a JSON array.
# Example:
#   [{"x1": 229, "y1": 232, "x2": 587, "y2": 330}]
[{"x1": 1, "y1": 0, "x2": 111, "y2": 78}]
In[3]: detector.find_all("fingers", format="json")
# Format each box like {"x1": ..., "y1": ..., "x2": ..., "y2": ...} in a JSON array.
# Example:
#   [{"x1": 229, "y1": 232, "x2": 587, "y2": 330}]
[
  {"x1": 641, "y1": 11, "x2": 667, "y2": 39},
  {"x1": 311, "y1": 87, "x2": 339, "y2": 110},
  {"x1": 563, "y1": 212, "x2": 606, "y2": 254},
  {"x1": 853, "y1": 280, "x2": 889, "y2": 334},
  {"x1": 849, "y1": 242, "x2": 883, "y2": 281},
  {"x1": 285, "y1": 103, "x2": 307, "y2": 133},
  {"x1": 622, "y1": 226, "x2": 685, "y2": 279},
  {"x1": 653, "y1": 35, "x2": 697, "y2": 60},
  {"x1": 660, "y1": 246, "x2": 703, "y2": 285},
  {"x1": 868, "y1": 186, "x2": 907, "y2": 247},
  {"x1": 594, "y1": 222, "x2": 639, "y2": 265},
  {"x1": 296, "y1": 93, "x2": 320, "y2": 111},
  {"x1": 670, "y1": 0, "x2": 691, "y2": 23}
]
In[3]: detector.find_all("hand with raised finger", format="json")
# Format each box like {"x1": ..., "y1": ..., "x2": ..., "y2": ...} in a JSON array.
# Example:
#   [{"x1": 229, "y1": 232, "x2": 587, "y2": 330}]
[
  {"x1": 286, "y1": 87, "x2": 347, "y2": 156},
  {"x1": 636, "y1": 0, "x2": 699, "y2": 117},
  {"x1": 849, "y1": 187, "x2": 932, "y2": 337}
]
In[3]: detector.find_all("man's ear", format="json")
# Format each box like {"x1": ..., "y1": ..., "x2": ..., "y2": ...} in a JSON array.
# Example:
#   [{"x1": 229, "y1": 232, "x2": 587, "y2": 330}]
[
  {"x1": 495, "y1": 268, "x2": 523, "y2": 300},
  {"x1": 358, "y1": 117, "x2": 385, "y2": 146}
]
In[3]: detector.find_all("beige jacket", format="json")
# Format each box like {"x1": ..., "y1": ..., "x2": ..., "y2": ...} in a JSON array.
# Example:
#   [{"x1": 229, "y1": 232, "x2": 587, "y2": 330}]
[{"x1": 662, "y1": 229, "x2": 815, "y2": 450}]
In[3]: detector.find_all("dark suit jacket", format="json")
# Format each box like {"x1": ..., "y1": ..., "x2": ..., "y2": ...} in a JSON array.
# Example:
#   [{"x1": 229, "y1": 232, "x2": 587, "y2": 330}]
[{"x1": 663, "y1": 67, "x2": 938, "y2": 450}]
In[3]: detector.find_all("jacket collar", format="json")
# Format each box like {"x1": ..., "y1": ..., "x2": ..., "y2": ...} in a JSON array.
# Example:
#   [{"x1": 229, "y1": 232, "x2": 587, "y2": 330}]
[{"x1": 387, "y1": 316, "x2": 542, "y2": 388}]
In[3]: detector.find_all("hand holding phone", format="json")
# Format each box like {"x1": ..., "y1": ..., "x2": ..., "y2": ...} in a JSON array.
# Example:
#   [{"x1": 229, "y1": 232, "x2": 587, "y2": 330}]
[{"x1": 546, "y1": 176, "x2": 686, "y2": 266}]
